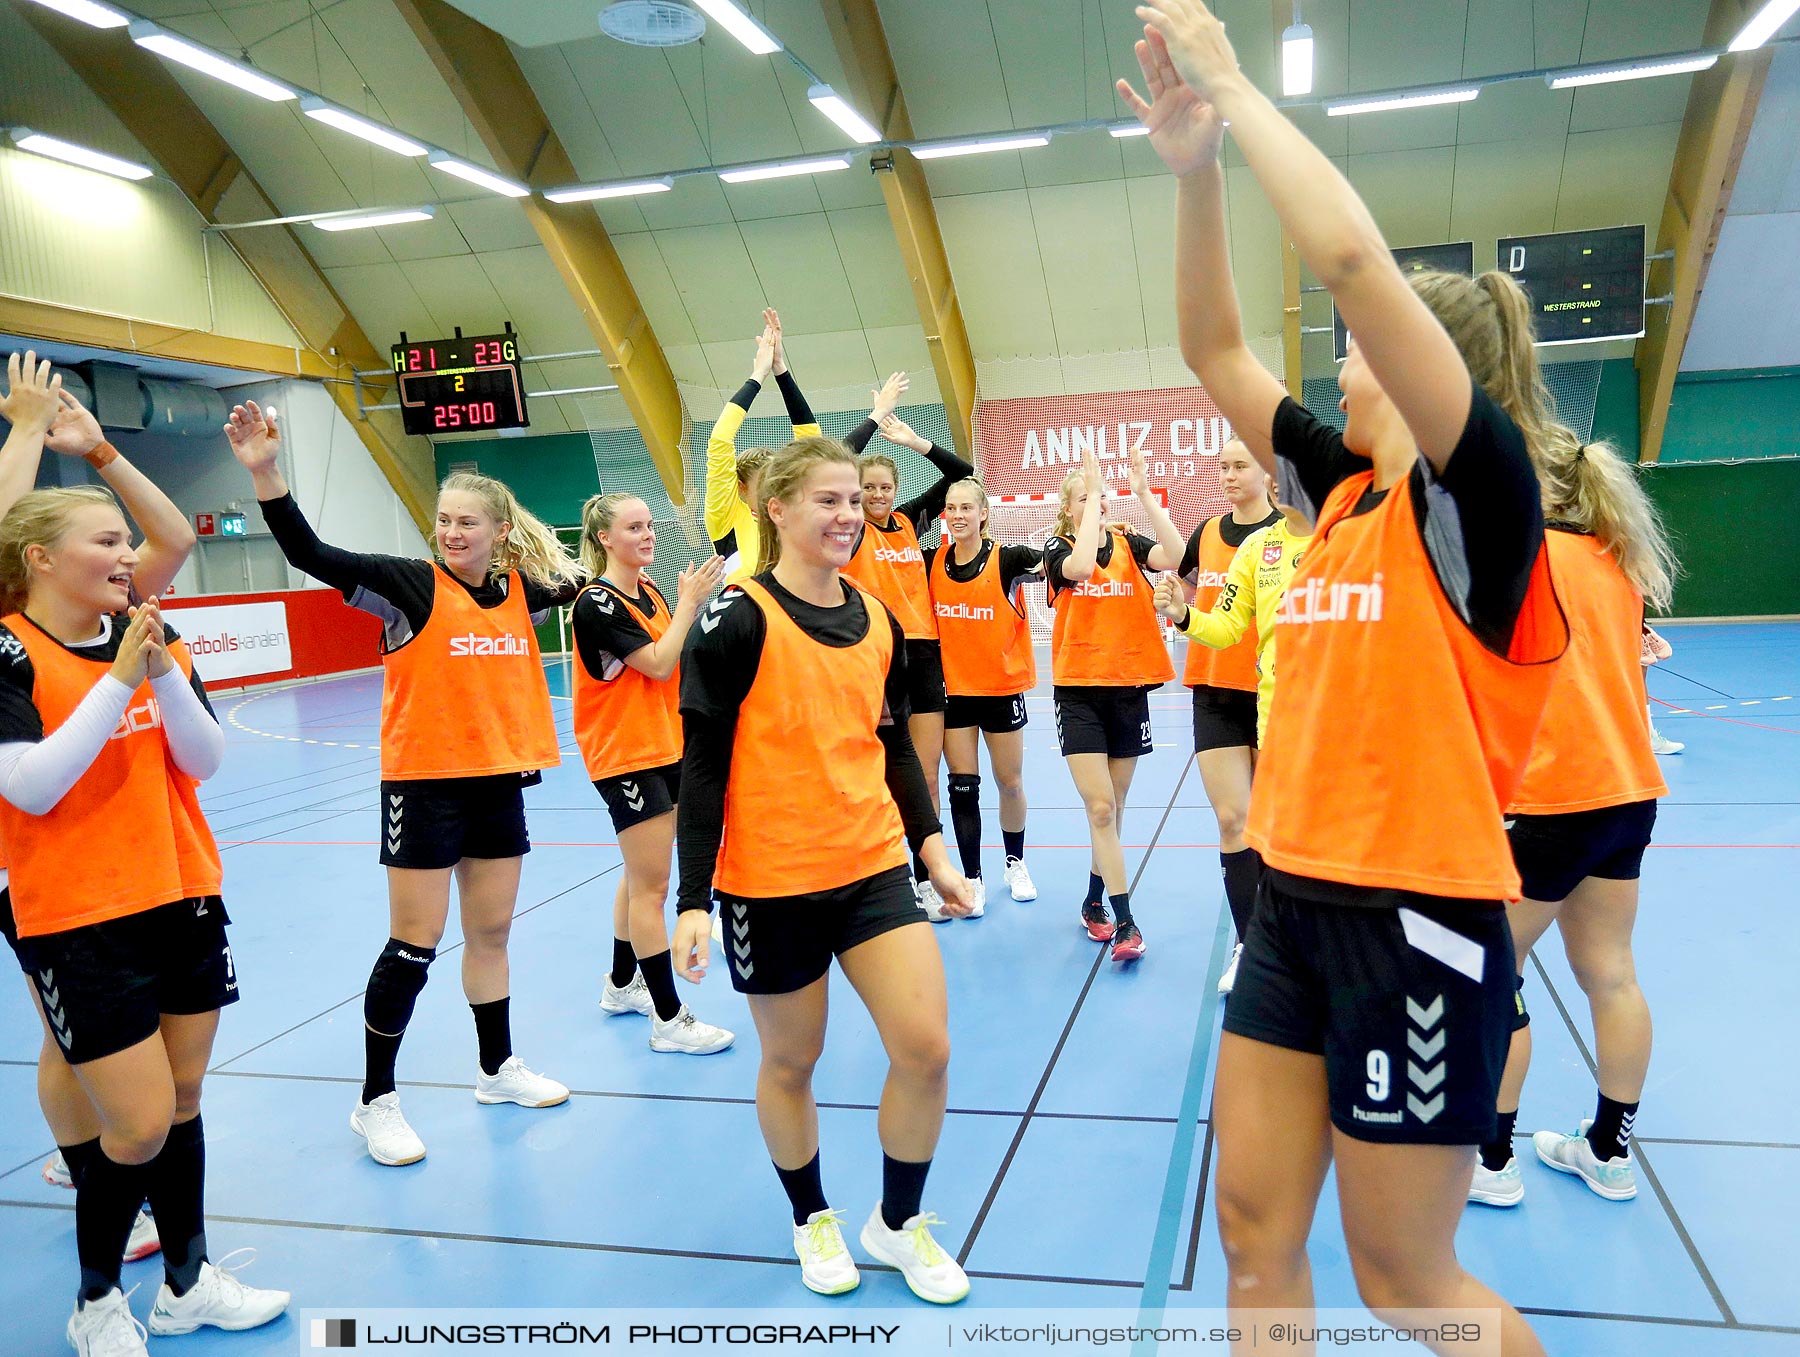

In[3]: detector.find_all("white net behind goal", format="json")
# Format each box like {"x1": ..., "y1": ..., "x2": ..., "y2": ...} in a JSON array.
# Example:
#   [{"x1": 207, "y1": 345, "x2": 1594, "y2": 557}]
[{"x1": 983, "y1": 492, "x2": 1168, "y2": 643}]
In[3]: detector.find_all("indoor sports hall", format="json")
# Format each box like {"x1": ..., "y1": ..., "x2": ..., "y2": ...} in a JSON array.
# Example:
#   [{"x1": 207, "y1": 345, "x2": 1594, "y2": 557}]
[{"x1": 0, "y1": 1, "x2": 1796, "y2": 1356}]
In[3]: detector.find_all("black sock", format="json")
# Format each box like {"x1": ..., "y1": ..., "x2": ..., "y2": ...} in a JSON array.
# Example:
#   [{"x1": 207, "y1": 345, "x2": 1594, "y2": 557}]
[
  {"x1": 1589, "y1": 1094, "x2": 1639, "y2": 1161},
  {"x1": 1480, "y1": 1110, "x2": 1518, "y2": 1171},
  {"x1": 1002, "y1": 829, "x2": 1025, "y2": 863},
  {"x1": 59, "y1": 1137, "x2": 100, "y2": 1190},
  {"x1": 880, "y1": 1154, "x2": 932, "y2": 1230},
  {"x1": 471, "y1": 998, "x2": 512, "y2": 1077},
  {"x1": 146, "y1": 1115, "x2": 207, "y2": 1296},
  {"x1": 1109, "y1": 891, "x2": 1134, "y2": 929},
  {"x1": 75, "y1": 1147, "x2": 149, "y2": 1302},
  {"x1": 362, "y1": 938, "x2": 434, "y2": 1104},
  {"x1": 775, "y1": 1153, "x2": 828, "y2": 1227},
  {"x1": 637, "y1": 949, "x2": 682, "y2": 1023},
  {"x1": 1220, "y1": 847, "x2": 1262, "y2": 939},
  {"x1": 610, "y1": 938, "x2": 637, "y2": 989},
  {"x1": 1085, "y1": 872, "x2": 1105, "y2": 906},
  {"x1": 913, "y1": 852, "x2": 929, "y2": 883},
  {"x1": 948, "y1": 774, "x2": 983, "y2": 879}
]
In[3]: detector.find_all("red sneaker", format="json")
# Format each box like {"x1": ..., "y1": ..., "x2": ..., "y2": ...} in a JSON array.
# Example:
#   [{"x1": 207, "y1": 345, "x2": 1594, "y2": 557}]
[
  {"x1": 1110, "y1": 923, "x2": 1146, "y2": 963},
  {"x1": 1080, "y1": 902, "x2": 1115, "y2": 942}
]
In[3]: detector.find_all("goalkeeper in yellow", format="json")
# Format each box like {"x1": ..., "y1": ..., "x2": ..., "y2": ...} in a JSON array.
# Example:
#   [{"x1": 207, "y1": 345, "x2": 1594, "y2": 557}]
[{"x1": 1154, "y1": 505, "x2": 1313, "y2": 747}]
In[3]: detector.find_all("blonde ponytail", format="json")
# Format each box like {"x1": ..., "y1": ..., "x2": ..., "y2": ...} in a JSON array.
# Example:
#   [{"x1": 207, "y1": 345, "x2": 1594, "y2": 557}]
[
  {"x1": 0, "y1": 486, "x2": 122, "y2": 615},
  {"x1": 1408, "y1": 268, "x2": 1678, "y2": 608},
  {"x1": 438, "y1": 471, "x2": 580, "y2": 589},
  {"x1": 756, "y1": 436, "x2": 859, "y2": 572},
  {"x1": 1049, "y1": 469, "x2": 1084, "y2": 540},
  {"x1": 578, "y1": 492, "x2": 642, "y2": 578},
  {"x1": 943, "y1": 476, "x2": 991, "y2": 541}
]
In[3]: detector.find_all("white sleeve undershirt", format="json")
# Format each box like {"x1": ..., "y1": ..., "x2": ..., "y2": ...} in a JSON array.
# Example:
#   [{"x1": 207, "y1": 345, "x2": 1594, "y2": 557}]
[{"x1": 151, "y1": 665, "x2": 225, "y2": 781}]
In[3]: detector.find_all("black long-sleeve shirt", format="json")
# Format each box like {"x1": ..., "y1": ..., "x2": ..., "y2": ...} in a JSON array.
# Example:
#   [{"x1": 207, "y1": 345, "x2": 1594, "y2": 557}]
[
  {"x1": 260, "y1": 493, "x2": 578, "y2": 652},
  {"x1": 674, "y1": 574, "x2": 939, "y2": 914}
]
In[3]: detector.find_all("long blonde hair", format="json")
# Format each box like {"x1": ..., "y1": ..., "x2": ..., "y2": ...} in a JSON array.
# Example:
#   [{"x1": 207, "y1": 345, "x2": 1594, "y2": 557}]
[
  {"x1": 756, "y1": 437, "x2": 859, "y2": 572},
  {"x1": 0, "y1": 486, "x2": 123, "y2": 616},
  {"x1": 736, "y1": 447, "x2": 775, "y2": 497},
  {"x1": 438, "y1": 471, "x2": 580, "y2": 588},
  {"x1": 1050, "y1": 469, "x2": 1086, "y2": 540},
  {"x1": 943, "y1": 476, "x2": 991, "y2": 541},
  {"x1": 578, "y1": 492, "x2": 643, "y2": 578},
  {"x1": 1410, "y1": 269, "x2": 1677, "y2": 609}
]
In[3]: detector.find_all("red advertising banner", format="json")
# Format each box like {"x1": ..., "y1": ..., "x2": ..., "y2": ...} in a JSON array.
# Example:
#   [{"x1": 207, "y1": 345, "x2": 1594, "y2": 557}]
[{"x1": 973, "y1": 384, "x2": 1238, "y2": 535}]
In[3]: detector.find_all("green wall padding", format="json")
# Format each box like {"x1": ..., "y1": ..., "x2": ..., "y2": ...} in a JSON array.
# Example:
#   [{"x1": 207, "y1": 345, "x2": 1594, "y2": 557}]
[{"x1": 1643, "y1": 457, "x2": 1800, "y2": 618}]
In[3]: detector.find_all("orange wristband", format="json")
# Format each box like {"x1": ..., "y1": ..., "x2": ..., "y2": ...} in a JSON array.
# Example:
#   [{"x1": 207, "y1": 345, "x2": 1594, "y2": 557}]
[{"x1": 84, "y1": 442, "x2": 120, "y2": 470}]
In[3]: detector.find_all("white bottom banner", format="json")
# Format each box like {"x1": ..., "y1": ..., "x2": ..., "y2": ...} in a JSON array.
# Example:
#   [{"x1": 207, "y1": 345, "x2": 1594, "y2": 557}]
[{"x1": 166, "y1": 600, "x2": 292, "y2": 681}]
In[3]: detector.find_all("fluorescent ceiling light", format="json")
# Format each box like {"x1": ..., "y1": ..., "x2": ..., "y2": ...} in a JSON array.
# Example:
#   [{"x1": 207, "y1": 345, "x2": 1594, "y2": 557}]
[
  {"x1": 912, "y1": 134, "x2": 1050, "y2": 160},
  {"x1": 1109, "y1": 122, "x2": 1151, "y2": 138},
  {"x1": 718, "y1": 155, "x2": 851, "y2": 184},
  {"x1": 22, "y1": 0, "x2": 130, "y2": 28},
  {"x1": 689, "y1": 0, "x2": 781, "y2": 55},
  {"x1": 1282, "y1": 22, "x2": 1315, "y2": 96},
  {"x1": 1730, "y1": 0, "x2": 1800, "y2": 50},
  {"x1": 129, "y1": 22, "x2": 296, "y2": 101},
  {"x1": 428, "y1": 152, "x2": 529, "y2": 197},
  {"x1": 312, "y1": 207, "x2": 436, "y2": 231},
  {"x1": 544, "y1": 177, "x2": 674, "y2": 203},
  {"x1": 1548, "y1": 53, "x2": 1719, "y2": 88},
  {"x1": 301, "y1": 98, "x2": 427, "y2": 156},
  {"x1": 1325, "y1": 86, "x2": 1479, "y2": 116},
  {"x1": 808, "y1": 85, "x2": 881, "y2": 145},
  {"x1": 8, "y1": 128, "x2": 152, "y2": 180}
]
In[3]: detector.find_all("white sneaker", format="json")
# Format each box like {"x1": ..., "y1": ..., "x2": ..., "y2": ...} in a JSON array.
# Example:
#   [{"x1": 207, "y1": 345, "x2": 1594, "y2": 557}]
[
  {"x1": 44, "y1": 1150, "x2": 74, "y2": 1188},
  {"x1": 1003, "y1": 856, "x2": 1038, "y2": 902},
  {"x1": 918, "y1": 880, "x2": 951, "y2": 922},
  {"x1": 648, "y1": 1005, "x2": 736, "y2": 1055},
  {"x1": 963, "y1": 877, "x2": 986, "y2": 919},
  {"x1": 793, "y1": 1208, "x2": 860, "y2": 1295},
  {"x1": 124, "y1": 1208, "x2": 161, "y2": 1263},
  {"x1": 600, "y1": 972, "x2": 654, "y2": 1016},
  {"x1": 859, "y1": 1206, "x2": 969, "y2": 1304},
  {"x1": 1533, "y1": 1117, "x2": 1637, "y2": 1200},
  {"x1": 475, "y1": 1055, "x2": 570, "y2": 1108},
  {"x1": 147, "y1": 1251, "x2": 289, "y2": 1335},
  {"x1": 66, "y1": 1286, "x2": 147, "y2": 1357},
  {"x1": 1468, "y1": 1156, "x2": 1525, "y2": 1207},
  {"x1": 1650, "y1": 730, "x2": 1684, "y2": 755},
  {"x1": 350, "y1": 1091, "x2": 426, "y2": 1165},
  {"x1": 1217, "y1": 942, "x2": 1243, "y2": 995}
]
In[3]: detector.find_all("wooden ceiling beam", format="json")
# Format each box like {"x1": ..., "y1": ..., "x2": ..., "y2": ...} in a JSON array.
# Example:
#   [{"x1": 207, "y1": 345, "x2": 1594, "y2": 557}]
[
  {"x1": 1635, "y1": 0, "x2": 1770, "y2": 463},
  {"x1": 391, "y1": 0, "x2": 689, "y2": 501},
  {"x1": 818, "y1": 0, "x2": 977, "y2": 459},
  {"x1": 15, "y1": 6, "x2": 436, "y2": 537}
]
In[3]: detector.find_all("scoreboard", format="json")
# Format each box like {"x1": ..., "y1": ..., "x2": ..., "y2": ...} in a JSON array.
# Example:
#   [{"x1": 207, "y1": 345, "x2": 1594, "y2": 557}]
[
  {"x1": 1334, "y1": 241, "x2": 1474, "y2": 360},
  {"x1": 391, "y1": 329, "x2": 529, "y2": 436},
  {"x1": 1498, "y1": 225, "x2": 1645, "y2": 345}
]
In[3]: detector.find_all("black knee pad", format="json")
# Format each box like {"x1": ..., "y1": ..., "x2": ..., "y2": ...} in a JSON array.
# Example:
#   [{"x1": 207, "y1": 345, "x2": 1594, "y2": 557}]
[
  {"x1": 948, "y1": 773, "x2": 981, "y2": 806},
  {"x1": 1512, "y1": 971, "x2": 1531, "y2": 1032},
  {"x1": 365, "y1": 938, "x2": 436, "y2": 1035}
]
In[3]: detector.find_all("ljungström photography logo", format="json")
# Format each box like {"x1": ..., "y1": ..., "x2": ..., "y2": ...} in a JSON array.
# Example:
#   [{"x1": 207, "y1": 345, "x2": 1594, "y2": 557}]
[{"x1": 310, "y1": 1318, "x2": 356, "y2": 1348}]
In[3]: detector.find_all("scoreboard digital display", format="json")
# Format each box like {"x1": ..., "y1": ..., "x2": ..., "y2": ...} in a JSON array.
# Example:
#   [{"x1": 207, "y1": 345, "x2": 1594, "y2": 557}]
[
  {"x1": 391, "y1": 330, "x2": 529, "y2": 436},
  {"x1": 1334, "y1": 241, "x2": 1474, "y2": 360},
  {"x1": 1498, "y1": 225, "x2": 1645, "y2": 345}
]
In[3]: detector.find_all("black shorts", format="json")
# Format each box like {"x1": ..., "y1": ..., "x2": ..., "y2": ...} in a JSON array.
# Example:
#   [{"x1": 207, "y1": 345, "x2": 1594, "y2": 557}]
[
  {"x1": 717, "y1": 865, "x2": 926, "y2": 996},
  {"x1": 19, "y1": 897, "x2": 238, "y2": 1065},
  {"x1": 1508, "y1": 799, "x2": 1658, "y2": 903},
  {"x1": 379, "y1": 774, "x2": 531, "y2": 869},
  {"x1": 904, "y1": 639, "x2": 948, "y2": 716},
  {"x1": 1224, "y1": 876, "x2": 1516, "y2": 1146},
  {"x1": 1190, "y1": 684, "x2": 1258, "y2": 753},
  {"x1": 1053, "y1": 686, "x2": 1154, "y2": 759},
  {"x1": 944, "y1": 693, "x2": 1029, "y2": 734},
  {"x1": 594, "y1": 762, "x2": 681, "y2": 834},
  {"x1": 0, "y1": 887, "x2": 25, "y2": 973}
]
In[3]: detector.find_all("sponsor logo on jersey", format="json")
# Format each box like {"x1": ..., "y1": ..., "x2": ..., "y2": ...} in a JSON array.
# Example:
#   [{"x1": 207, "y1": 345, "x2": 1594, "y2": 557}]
[
  {"x1": 449, "y1": 633, "x2": 532, "y2": 657},
  {"x1": 110, "y1": 697, "x2": 163, "y2": 740},
  {"x1": 936, "y1": 601, "x2": 995, "y2": 621},
  {"x1": 1072, "y1": 579, "x2": 1134, "y2": 599},
  {"x1": 1262, "y1": 539, "x2": 1285, "y2": 566},
  {"x1": 1277, "y1": 574, "x2": 1384, "y2": 626},
  {"x1": 872, "y1": 545, "x2": 924, "y2": 565},
  {"x1": 1192, "y1": 568, "x2": 1230, "y2": 590}
]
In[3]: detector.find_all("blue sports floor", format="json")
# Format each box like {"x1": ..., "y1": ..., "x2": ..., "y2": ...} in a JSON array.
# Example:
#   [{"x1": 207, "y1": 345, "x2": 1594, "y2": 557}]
[{"x1": 1, "y1": 622, "x2": 1796, "y2": 1355}]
